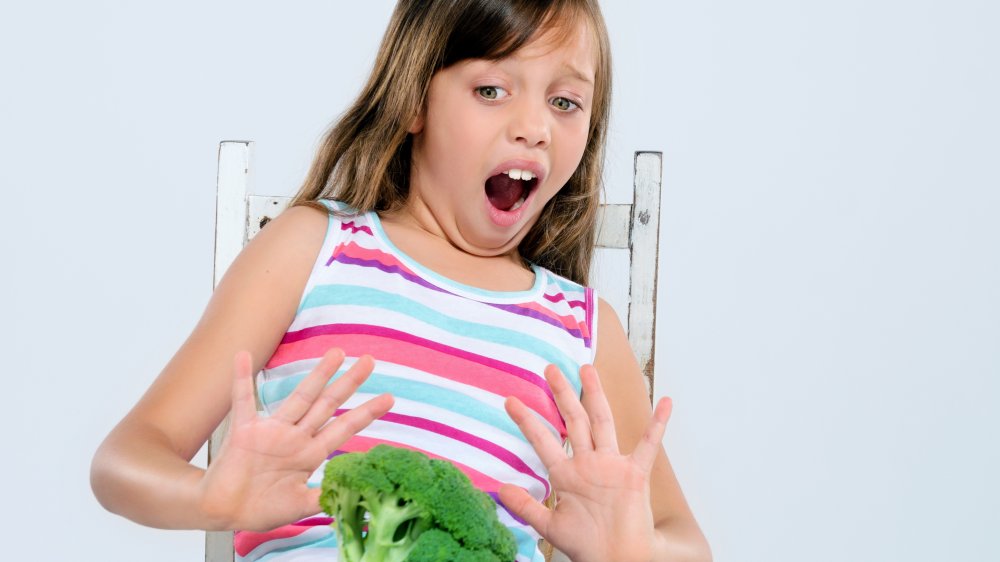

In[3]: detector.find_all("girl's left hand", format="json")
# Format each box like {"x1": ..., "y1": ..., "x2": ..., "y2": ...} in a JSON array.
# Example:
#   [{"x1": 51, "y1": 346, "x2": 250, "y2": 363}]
[{"x1": 499, "y1": 364, "x2": 672, "y2": 562}]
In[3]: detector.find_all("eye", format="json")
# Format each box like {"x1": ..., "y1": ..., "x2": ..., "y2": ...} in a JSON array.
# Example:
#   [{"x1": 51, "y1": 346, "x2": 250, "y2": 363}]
[
  {"x1": 476, "y1": 86, "x2": 508, "y2": 101},
  {"x1": 551, "y1": 97, "x2": 580, "y2": 112}
]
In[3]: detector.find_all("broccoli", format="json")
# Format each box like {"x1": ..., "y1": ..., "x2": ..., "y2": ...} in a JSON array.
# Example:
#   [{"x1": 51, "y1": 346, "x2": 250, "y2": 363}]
[{"x1": 319, "y1": 444, "x2": 518, "y2": 562}]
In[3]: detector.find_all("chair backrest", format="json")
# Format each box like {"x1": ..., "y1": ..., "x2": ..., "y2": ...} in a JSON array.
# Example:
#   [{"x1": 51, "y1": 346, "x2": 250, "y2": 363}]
[{"x1": 206, "y1": 140, "x2": 662, "y2": 562}]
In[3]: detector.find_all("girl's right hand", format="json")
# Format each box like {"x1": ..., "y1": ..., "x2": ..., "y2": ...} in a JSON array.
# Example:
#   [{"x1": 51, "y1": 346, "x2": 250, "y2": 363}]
[{"x1": 196, "y1": 347, "x2": 393, "y2": 532}]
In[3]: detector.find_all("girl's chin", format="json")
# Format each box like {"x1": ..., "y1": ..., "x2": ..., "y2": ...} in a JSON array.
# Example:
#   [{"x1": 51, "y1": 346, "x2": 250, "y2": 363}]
[
  {"x1": 460, "y1": 231, "x2": 522, "y2": 256},
  {"x1": 457, "y1": 218, "x2": 527, "y2": 256}
]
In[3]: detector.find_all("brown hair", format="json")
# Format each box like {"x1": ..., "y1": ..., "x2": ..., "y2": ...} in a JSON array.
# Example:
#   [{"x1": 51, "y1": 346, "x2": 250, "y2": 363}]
[{"x1": 290, "y1": 0, "x2": 612, "y2": 286}]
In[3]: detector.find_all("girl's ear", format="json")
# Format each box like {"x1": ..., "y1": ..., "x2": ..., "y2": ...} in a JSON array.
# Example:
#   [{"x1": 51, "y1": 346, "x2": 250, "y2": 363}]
[{"x1": 407, "y1": 108, "x2": 425, "y2": 134}]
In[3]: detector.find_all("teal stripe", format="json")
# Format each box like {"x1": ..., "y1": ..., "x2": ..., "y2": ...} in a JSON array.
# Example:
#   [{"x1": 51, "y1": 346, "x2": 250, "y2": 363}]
[
  {"x1": 251, "y1": 531, "x2": 337, "y2": 562},
  {"x1": 510, "y1": 526, "x2": 544, "y2": 561},
  {"x1": 259, "y1": 370, "x2": 528, "y2": 443},
  {"x1": 300, "y1": 285, "x2": 582, "y2": 392},
  {"x1": 548, "y1": 273, "x2": 584, "y2": 295}
]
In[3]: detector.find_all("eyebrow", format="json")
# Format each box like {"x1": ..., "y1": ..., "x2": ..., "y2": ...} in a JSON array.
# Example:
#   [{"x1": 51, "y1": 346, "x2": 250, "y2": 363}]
[{"x1": 562, "y1": 63, "x2": 595, "y2": 86}]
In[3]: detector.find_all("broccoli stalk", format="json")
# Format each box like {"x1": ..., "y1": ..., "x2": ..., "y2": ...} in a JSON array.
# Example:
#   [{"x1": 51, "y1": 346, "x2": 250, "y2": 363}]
[
  {"x1": 319, "y1": 445, "x2": 517, "y2": 562},
  {"x1": 354, "y1": 491, "x2": 432, "y2": 561},
  {"x1": 329, "y1": 486, "x2": 367, "y2": 562}
]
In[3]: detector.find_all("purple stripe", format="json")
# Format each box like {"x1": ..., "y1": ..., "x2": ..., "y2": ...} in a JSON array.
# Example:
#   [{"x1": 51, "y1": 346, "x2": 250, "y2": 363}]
[
  {"x1": 282, "y1": 323, "x2": 554, "y2": 400},
  {"x1": 488, "y1": 491, "x2": 529, "y2": 526},
  {"x1": 338, "y1": 409, "x2": 549, "y2": 495},
  {"x1": 486, "y1": 301, "x2": 588, "y2": 342},
  {"x1": 333, "y1": 253, "x2": 453, "y2": 295}
]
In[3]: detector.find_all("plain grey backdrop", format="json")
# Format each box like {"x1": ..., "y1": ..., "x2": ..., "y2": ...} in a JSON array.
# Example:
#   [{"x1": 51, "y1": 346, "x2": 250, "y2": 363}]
[{"x1": 1, "y1": 1, "x2": 997, "y2": 560}]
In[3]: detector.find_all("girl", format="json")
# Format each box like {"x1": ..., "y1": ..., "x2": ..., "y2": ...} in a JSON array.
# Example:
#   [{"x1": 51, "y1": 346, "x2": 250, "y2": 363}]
[{"x1": 91, "y1": 1, "x2": 711, "y2": 561}]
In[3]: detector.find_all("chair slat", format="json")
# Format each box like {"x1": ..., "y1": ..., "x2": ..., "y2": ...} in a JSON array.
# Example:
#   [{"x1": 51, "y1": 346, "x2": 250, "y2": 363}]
[
  {"x1": 247, "y1": 195, "x2": 291, "y2": 240},
  {"x1": 628, "y1": 152, "x2": 663, "y2": 398},
  {"x1": 595, "y1": 203, "x2": 631, "y2": 249},
  {"x1": 206, "y1": 141, "x2": 256, "y2": 562}
]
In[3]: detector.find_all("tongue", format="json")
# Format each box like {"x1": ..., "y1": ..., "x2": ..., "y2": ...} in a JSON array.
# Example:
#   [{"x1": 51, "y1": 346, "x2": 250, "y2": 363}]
[{"x1": 485, "y1": 174, "x2": 526, "y2": 211}]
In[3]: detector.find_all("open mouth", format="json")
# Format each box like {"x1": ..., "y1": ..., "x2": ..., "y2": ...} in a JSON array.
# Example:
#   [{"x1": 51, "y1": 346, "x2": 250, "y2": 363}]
[{"x1": 485, "y1": 169, "x2": 539, "y2": 212}]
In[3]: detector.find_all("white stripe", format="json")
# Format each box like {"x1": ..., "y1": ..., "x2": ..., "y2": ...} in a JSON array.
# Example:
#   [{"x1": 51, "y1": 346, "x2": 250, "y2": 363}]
[{"x1": 256, "y1": 356, "x2": 320, "y2": 385}]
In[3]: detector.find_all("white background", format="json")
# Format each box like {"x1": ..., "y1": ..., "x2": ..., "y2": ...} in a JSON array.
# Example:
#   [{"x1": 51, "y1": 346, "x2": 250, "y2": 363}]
[{"x1": 1, "y1": 1, "x2": 997, "y2": 561}]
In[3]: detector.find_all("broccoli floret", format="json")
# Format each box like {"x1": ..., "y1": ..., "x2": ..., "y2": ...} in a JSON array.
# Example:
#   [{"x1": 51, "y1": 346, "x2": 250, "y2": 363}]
[
  {"x1": 319, "y1": 445, "x2": 517, "y2": 562},
  {"x1": 405, "y1": 529, "x2": 506, "y2": 562}
]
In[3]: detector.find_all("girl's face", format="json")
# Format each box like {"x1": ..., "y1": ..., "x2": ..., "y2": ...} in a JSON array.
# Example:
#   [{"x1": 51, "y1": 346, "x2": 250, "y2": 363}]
[{"x1": 407, "y1": 18, "x2": 597, "y2": 259}]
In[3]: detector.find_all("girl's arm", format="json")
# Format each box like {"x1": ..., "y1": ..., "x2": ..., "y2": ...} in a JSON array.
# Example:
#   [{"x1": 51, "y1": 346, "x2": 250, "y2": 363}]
[
  {"x1": 90, "y1": 206, "x2": 390, "y2": 531},
  {"x1": 500, "y1": 297, "x2": 712, "y2": 562},
  {"x1": 591, "y1": 297, "x2": 712, "y2": 561}
]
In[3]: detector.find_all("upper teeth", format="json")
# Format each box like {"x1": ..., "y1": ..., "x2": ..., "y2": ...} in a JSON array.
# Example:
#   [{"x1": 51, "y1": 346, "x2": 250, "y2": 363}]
[{"x1": 504, "y1": 169, "x2": 536, "y2": 181}]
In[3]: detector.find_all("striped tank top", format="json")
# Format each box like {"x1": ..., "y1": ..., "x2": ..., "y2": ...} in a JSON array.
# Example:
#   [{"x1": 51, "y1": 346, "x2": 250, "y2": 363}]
[{"x1": 234, "y1": 200, "x2": 598, "y2": 562}]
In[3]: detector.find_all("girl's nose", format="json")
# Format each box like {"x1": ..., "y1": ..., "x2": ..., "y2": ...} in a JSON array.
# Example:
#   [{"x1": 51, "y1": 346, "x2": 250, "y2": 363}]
[{"x1": 508, "y1": 100, "x2": 551, "y2": 148}]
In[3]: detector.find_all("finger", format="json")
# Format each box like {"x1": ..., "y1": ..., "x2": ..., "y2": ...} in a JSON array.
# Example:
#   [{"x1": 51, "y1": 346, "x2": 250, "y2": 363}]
[
  {"x1": 505, "y1": 396, "x2": 567, "y2": 468},
  {"x1": 630, "y1": 397, "x2": 673, "y2": 472},
  {"x1": 579, "y1": 364, "x2": 619, "y2": 454},
  {"x1": 498, "y1": 483, "x2": 552, "y2": 538},
  {"x1": 298, "y1": 354, "x2": 376, "y2": 432},
  {"x1": 544, "y1": 364, "x2": 593, "y2": 451},
  {"x1": 315, "y1": 393, "x2": 394, "y2": 452},
  {"x1": 230, "y1": 350, "x2": 257, "y2": 427},
  {"x1": 273, "y1": 348, "x2": 346, "y2": 424}
]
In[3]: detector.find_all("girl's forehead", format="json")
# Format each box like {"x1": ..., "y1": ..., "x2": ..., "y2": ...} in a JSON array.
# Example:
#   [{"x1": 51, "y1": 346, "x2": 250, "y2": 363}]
[{"x1": 500, "y1": 18, "x2": 598, "y2": 78}]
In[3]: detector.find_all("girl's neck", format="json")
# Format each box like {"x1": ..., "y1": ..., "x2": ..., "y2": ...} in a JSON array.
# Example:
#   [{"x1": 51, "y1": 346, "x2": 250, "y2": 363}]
[{"x1": 376, "y1": 207, "x2": 536, "y2": 293}]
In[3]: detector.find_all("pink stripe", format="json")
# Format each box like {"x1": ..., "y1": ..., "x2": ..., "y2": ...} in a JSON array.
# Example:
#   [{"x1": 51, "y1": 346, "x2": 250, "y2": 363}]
[
  {"x1": 585, "y1": 287, "x2": 595, "y2": 351},
  {"x1": 544, "y1": 291, "x2": 586, "y2": 309},
  {"x1": 234, "y1": 525, "x2": 312, "y2": 557},
  {"x1": 325, "y1": 240, "x2": 415, "y2": 276},
  {"x1": 324, "y1": 241, "x2": 349, "y2": 267},
  {"x1": 339, "y1": 220, "x2": 373, "y2": 236},
  {"x1": 267, "y1": 327, "x2": 564, "y2": 433}
]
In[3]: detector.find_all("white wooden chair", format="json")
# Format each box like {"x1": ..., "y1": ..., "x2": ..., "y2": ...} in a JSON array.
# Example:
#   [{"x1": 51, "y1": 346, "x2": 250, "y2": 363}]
[{"x1": 207, "y1": 140, "x2": 663, "y2": 562}]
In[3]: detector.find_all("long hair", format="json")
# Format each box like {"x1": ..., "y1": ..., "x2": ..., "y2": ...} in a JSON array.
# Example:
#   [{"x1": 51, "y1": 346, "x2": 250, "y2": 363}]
[{"x1": 290, "y1": 0, "x2": 612, "y2": 286}]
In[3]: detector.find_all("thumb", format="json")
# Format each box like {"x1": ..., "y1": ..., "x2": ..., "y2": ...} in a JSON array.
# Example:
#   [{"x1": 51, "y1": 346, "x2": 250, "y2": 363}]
[
  {"x1": 499, "y1": 483, "x2": 551, "y2": 536},
  {"x1": 303, "y1": 486, "x2": 323, "y2": 515}
]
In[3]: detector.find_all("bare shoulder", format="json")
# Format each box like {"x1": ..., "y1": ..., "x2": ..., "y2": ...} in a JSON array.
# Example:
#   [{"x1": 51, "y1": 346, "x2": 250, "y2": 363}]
[
  {"x1": 120, "y1": 203, "x2": 332, "y2": 457},
  {"x1": 239, "y1": 203, "x2": 331, "y2": 273},
  {"x1": 207, "y1": 203, "x2": 330, "y2": 330}
]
